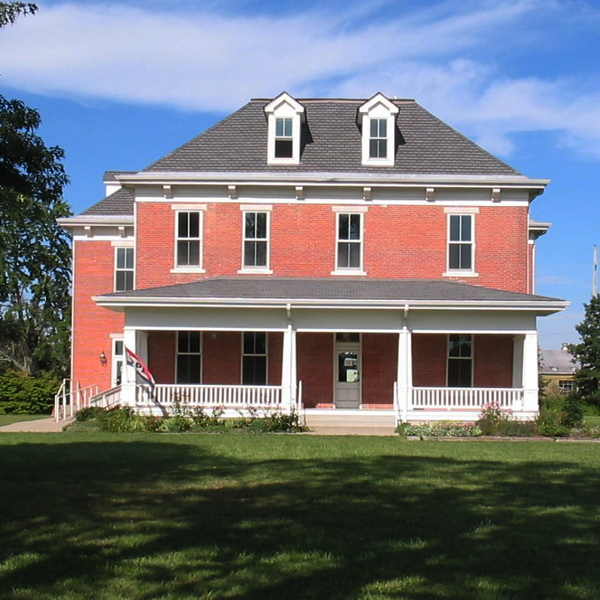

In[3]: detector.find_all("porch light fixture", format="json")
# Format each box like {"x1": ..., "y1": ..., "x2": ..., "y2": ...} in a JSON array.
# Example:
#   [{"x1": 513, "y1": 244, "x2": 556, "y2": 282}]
[{"x1": 99, "y1": 351, "x2": 107, "y2": 367}]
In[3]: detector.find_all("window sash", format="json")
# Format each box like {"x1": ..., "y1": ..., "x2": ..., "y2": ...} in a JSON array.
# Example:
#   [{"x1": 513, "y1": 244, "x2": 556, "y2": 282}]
[
  {"x1": 448, "y1": 214, "x2": 474, "y2": 271},
  {"x1": 369, "y1": 118, "x2": 387, "y2": 158},
  {"x1": 243, "y1": 212, "x2": 269, "y2": 268},
  {"x1": 115, "y1": 248, "x2": 134, "y2": 292},
  {"x1": 176, "y1": 331, "x2": 201, "y2": 384},
  {"x1": 176, "y1": 212, "x2": 202, "y2": 268},
  {"x1": 447, "y1": 334, "x2": 473, "y2": 388},
  {"x1": 112, "y1": 339, "x2": 124, "y2": 386},
  {"x1": 242, "y1": 332, "x2": 267, "y2": 385},
  {"x1": 337, "y1": 213, "x2": 362, "y2": 270}
]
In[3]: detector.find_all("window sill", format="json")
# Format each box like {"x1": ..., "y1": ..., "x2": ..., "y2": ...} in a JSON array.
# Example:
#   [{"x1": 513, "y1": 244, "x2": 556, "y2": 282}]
[
  {"x1": 237, "y1": 269, "x2": 273, "y2": 275},
  {"x1": 442, "y1": 271, "x2": 479, "y2": 278},
  {"x1": 170, "y1": 268, "x2": 206, "y2": 274},
  {"x1": 330, "y1": 270, "x2": 367, "y2": 276}
]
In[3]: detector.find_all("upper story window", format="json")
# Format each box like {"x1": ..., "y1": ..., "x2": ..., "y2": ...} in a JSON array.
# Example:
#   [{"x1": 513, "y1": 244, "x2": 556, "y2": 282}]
[
  {"x1": 337, "y1": 213, "x2": 362, "y2": 271},
  {"x1": 114, "y1": 247, "x2": 134, "y2": 292},
  {"x1": 448, "y1": 334, "x2": 473, "y2": 387},
  {"x1": 358, "y1": 93, "x2": 398, "y2": 167},
  {"x1": 264, "y1": 92, "x2": 305, "y2": 165},
  {"x1": 369, "y1": 118, "x2": 387, "y2": 159},
  {"x1": 176, "y1": 211, "x2": 202, "y2": 269},
  {"x1": 243, "y1": 211, "x2": 269, "y2": 269},
  {"x1": 448, "y1": 214, "x2": 474, "y2": 272},
  {"x1": 275, "y1": 118, "x2": 293, "y2": 158}
]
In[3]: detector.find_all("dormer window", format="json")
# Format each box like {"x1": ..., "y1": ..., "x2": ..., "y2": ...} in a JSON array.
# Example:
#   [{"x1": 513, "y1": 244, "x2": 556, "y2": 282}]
[
  {"x1": 264, "y1": 92, "x2": 305, "y2": 165},
  {"x1": 275, "y1": 118, "x2": 293, "y2": 158},
  {"x1": 369, "y1": 119, "x2": 387, "y2": 159},
  {"x1": 358, "y1": 93, "x2": 399, "y2": 167}
]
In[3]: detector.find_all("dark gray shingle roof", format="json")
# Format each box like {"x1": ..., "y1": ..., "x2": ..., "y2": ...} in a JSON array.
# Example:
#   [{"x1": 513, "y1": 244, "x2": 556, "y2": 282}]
[
  {"x1": 540, "y1": 349, "x2": 578, "y2": 374},
  {"x1": 80, "y1": 187, "x2": 134, "y2": 216},
  {"x1": 144, "y1": 99, "x2": 521, "y2": 176},
  {"x1": 105, "y1": 277, "x2": 560, "y2": 303},
  {"x1": 103, "y1": 171, "x2": 137, "y2": 182}
]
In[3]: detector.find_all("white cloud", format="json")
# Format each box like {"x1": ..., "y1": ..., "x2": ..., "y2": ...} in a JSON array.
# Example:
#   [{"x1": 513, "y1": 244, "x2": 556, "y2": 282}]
[{"x1": 1, "y1": 0, "x2": 600, "y2": 159}]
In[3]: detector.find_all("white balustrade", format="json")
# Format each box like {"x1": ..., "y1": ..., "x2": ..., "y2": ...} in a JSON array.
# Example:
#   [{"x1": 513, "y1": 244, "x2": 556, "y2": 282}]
[
  {"x1": 139, "y1": 384, "x2": 283, "y2": 409},
  {"x1": 411, "y1": 387, "x2": 523, "y2": 409}
]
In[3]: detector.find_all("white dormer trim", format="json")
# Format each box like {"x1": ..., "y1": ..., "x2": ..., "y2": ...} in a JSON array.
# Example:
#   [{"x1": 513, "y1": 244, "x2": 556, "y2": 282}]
[
  {"x1": 264, "y1": 92, "x2": 305, "y2": 166},
  {"x1": 358, "y1": 93, "x2": 399, "y2": 167}
]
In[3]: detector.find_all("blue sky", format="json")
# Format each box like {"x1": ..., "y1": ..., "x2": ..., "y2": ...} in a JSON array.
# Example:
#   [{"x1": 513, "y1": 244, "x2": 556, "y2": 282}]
[{"x1": 1, "y1": 0, "x2": 599, "y2": 348}]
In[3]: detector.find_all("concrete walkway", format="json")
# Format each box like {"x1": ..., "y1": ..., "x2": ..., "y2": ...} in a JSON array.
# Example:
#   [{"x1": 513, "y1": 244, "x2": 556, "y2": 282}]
[{"x1": 0, "y1": 418, "x2": 70, "y2": 433}]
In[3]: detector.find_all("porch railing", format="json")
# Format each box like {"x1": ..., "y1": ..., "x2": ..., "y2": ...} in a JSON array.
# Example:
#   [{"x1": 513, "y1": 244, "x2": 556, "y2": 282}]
[
  {"x1": 411, "y1": 387, "x2": 523, "y2": 410},
  {"x1": 90, "y1": 385, "x2": 122, "y2": 410},
  {"x1": 140, "y1": 384, "x2": 283, "y2": 409},
  {"x1": 54, "y1": 380, "x2": 100, "y2": 422}
]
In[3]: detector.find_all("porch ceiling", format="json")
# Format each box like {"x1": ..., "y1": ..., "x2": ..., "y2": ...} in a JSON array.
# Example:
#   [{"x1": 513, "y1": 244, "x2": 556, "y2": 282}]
[{"x1": 94, "y1": 277, "x2": 567, "y2": 314}]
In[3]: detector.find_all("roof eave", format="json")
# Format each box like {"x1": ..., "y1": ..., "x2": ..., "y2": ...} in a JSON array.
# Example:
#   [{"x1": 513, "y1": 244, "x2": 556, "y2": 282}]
[{"x1": 58, "y1": 215, "x2": 134, "y2": 228}]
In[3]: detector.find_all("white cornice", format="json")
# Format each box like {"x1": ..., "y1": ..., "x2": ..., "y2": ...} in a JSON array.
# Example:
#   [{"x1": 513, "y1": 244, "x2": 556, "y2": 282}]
[
  {"x1": 117, "y1": 172, "x2": 550, "y2": 190},
  {"x1": 58, "y1": 215, "x2": 134, "y2": 228}
]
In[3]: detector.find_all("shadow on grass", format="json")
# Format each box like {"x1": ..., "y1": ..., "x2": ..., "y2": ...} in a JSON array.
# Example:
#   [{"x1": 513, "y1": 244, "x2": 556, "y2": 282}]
[{"x1": 0, "y1": 438, "x2": 599, "y2": 599}]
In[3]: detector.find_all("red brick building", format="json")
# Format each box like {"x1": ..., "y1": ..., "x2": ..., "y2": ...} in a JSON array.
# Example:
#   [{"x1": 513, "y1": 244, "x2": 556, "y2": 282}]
[{"x1": 59, "y1": 92, "x2": 567, "y2": 423}]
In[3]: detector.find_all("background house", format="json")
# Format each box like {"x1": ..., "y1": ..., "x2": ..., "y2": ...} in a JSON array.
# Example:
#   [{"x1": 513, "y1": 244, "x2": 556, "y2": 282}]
[
  {"x1": 58, "y1": 92, "x2": 567, "y2": 424},
  {"x1": 541, "y1": 344, "x2": 578, "y2": 394}
]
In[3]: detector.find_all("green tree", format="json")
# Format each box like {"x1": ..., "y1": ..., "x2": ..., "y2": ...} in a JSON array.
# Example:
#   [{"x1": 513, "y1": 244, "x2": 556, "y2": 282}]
[
  {"x1": 568, "y1": 295, "x2": 600, "y2": 401},
  {"x1": 0, "y1": 3, "x2": 72, "y2": 377},
  {"x1": 0, "y1": 2, "x2": 36, "y2": 27}
]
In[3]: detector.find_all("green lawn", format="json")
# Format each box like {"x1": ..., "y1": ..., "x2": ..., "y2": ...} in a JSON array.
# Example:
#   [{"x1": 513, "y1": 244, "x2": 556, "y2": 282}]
[
  {"x1": 1, "y1": 432, "x2": 599, "y2": 600},
  {"x1": 584, "y1": 415, "x2": 600, "y2": 426},
  {"x1": 0, "y1": 414, "x2": 49, "y2": 426}
]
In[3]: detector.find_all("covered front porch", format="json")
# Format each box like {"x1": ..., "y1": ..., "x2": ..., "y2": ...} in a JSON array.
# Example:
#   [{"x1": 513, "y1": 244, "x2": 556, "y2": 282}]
[{"x1": 95, "y1": 277, "x2": 565, "y2": 423}]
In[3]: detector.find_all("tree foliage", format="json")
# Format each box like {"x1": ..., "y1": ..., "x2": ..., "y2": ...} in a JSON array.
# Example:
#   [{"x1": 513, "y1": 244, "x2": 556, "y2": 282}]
[
  {"x1": 568, "y1": 295, "x2": 600, "y2": 400},
  {"x1": 0, "y1": 2, "x2": 36, "y2": 27},
  {"x1": 0, "y1": 95, "x2": 71, "y2": 377}
]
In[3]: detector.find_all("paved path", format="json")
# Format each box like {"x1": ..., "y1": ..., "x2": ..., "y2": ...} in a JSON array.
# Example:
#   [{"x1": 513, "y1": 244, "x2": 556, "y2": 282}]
[{"x1": 0, "y1": 418, "x2": 70, "y2": 433}]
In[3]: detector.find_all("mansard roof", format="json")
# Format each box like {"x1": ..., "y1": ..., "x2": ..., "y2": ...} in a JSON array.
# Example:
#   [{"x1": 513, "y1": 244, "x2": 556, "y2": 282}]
[{"x1": 144, "y1": 98, "x2": 521, "y2": 176}]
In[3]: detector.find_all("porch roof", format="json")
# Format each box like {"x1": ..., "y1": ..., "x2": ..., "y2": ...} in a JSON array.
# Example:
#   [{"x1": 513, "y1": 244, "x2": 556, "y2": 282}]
[{"x1": 95, "y1": 277, "x2": 567, "y2": 312}]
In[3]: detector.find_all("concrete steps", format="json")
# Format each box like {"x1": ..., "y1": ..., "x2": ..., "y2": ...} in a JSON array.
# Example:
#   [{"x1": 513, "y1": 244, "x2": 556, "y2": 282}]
[{"x1": 301, "y1": 411, "x2": 397, "y2": 436}]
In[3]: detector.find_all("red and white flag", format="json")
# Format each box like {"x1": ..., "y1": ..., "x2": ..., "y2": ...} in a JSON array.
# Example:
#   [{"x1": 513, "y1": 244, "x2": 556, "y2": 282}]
[{"x1": 125, "y1": 347, "x2": 156, "y2": 392}]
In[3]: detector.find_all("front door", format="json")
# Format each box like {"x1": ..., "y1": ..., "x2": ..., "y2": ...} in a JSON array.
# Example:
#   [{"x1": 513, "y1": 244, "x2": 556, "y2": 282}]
[{"x1": 334, "y1": 336, "x2": 361, "y2": 408}]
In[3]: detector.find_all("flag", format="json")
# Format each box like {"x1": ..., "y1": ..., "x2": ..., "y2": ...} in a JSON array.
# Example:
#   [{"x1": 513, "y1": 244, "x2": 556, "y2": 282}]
[{"x1": 125, "y1": 347, "x2": 156, "y2": 392}]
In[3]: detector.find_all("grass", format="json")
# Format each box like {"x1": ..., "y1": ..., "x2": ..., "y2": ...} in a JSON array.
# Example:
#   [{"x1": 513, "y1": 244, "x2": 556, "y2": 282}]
[
  {"x1": 0, "y1": 432, "x2": 599, "y2": 600},
  {"x1": 584, "y1": 415, "x2": 600, "y2": 425},
  {"x1": 0, "y1": 414, "x2": 49, "y2": 426}
]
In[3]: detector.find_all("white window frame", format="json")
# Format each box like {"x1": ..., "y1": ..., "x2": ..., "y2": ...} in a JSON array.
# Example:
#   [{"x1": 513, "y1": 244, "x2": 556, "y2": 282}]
[
  {"x1": 175, "y1": 331, "x2": 202, "y2": 385},
  {"x1": 173, "y1": 210, "x2": 204, "y2": 273},
  {"x1": 114, "y1": 247, "x2": 134, "y2": 292},
  {"x1": 358, "y1": 94, "x2": 398, "y2": 167},
  {"x1": 443, "y1": 209, "x2": 478, "y2": 277},
  {"x1": 238, "y1": 205, "x2": 273, "y2": 274},
  {"x1": 264, "y1": 93, "x2": 305, "y2": 166},
  {"x1": 332, "y1": 212, "x2": 365, "y2": 275},
  {"x1": 274, "y1": 117, "x2": 294, "y2": 159},
  {"x1": 241, "y1": 332, "x2": 268, "y2": 385},
  {"x1": 446, "y1": 334, "x2": 474, "y2": 388},
  {"x1": 111, "y1": 338, "x2": 124, "y2": 387}
]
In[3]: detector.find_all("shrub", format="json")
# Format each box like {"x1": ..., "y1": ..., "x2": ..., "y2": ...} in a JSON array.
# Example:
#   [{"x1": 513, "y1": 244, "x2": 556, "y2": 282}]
[
  {"x1": 75, "y1": 406, "x2": 105, "y2": 422},
  {"x1": 0, "y1": 370, "x2": 61, "y2": 414},
  {"x1": 539, "y1": 393, "x2": 583, "y2": 431},
  {"x1": 159, "y1": 416, "x2": 192, "y2": 433},
  {"x1": 493, "y1": 420, "x2": 536, "y2": 437},
  {"x1": 535, "y1": 409, "x2": 571, "y2": 437},
  {"x1": 97, "y1": 406, "x2": 136, "y2": 433},
  {"x1": 248, "y1": 411, "x2": 306, "y2": 433},
  {"x1": 397, "y1": 422, "x2": 482, "y2": 439},
  {"x1": 476, "y1": 403, "x2": 512, "y2": 435}
]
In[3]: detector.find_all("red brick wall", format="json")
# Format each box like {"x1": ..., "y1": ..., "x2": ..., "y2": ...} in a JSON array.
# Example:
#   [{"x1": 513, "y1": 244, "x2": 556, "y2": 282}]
[
  {"x1": 72, "y1": 241, "x2": 124, "y2": 390},
  {"x1": 412, "y1": 334, "x2": 448, "y2": 387},
  {"x1": 148, "y1": 331, "x2": 176, "y2": 383},
  {"x1": 362, "y1": 333, "x2": 397, "y2": 406},
  {"x1": 297, "y1": 333, "x2": 333, "y2": 408},
  {"x1": 474, "y1": 334, "x2": 513, "y2": 387},
  {"x1": 134, "y1": 202, "x2": 529, "y2": 292}
]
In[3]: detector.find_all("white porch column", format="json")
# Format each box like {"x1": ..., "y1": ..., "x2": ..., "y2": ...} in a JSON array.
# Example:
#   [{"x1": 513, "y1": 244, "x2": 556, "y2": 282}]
[
  {"x1": 512, "y1": 335, "x2": 524, "y2": 388},
  {"x1": 397, "y1": 327, "x2": 412, "y2": 423},
  {"x1": 122, "y1": 328, "x2": 137, "y2": 406},
  {"x1": 281, "y1": 325, "x2": 296, "y2": 414},
  {"x1": 522, "y1": 332, "x2": 539, "y2": 413}
]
